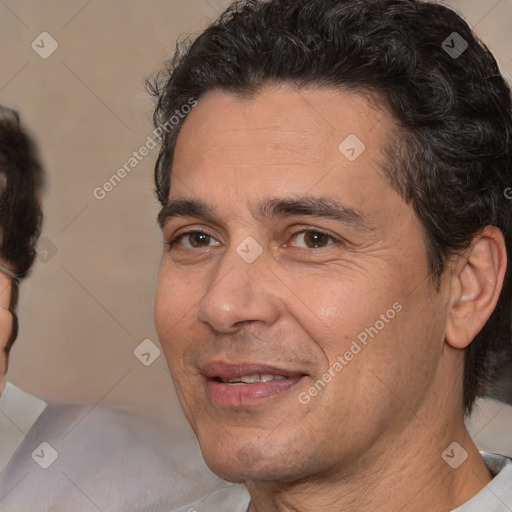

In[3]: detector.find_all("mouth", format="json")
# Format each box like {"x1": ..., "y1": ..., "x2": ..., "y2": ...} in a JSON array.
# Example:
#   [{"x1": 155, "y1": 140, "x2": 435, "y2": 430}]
[
  {"x1": 201, "y1": 361, "x2": 308, "y2": 406},
  {"x1": 215, "y1": 373, "x2": 289, "y2": 384}
]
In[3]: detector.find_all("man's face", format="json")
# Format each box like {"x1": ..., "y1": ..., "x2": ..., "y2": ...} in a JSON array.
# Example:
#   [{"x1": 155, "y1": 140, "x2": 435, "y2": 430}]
[{"x1": 154, "y1": 86, "x2": 454, "y2": 483}]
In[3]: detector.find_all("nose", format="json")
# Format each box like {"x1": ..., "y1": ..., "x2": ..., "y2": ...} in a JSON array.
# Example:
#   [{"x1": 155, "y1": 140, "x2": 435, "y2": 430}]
[{"x1": 197, "y1": 247, "x2": 280, "y2": 334}]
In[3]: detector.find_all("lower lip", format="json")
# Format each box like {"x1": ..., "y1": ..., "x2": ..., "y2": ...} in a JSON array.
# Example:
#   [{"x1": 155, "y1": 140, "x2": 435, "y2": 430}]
[{"x1": 205, "y1": 376, "x2": 305, "y2": 407}]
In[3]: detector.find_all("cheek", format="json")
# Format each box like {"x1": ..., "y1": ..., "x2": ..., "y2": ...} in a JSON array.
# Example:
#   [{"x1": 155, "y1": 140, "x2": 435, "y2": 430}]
[
  {"x1": 154, "y1": 271, "x2": 195, "y2": 356},
  {"x1": 281, "y1": 272, "x2": 390, "y2": 354},
  {"x1": 153, "y1": 278, "x2": 171, "y2": 337},
  {"x1": 154, "y1": 265, "x2": 212, "y2": 380},
  {"x1": 154, "y1": 259, "x2": 199, "y2": 321}
]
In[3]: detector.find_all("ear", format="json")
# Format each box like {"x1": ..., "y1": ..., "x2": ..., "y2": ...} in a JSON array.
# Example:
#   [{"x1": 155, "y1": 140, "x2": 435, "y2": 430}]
[
  {"x1": 0, "y1": 274, "x2": 12, "y2": 392},
  {"x1": 445, "y1": 226, "x2": 507, "y2": 349}
]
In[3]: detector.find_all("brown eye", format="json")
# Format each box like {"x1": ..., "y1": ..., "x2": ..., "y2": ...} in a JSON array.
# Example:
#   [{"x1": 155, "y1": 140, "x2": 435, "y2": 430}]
[
  {"x1": 188, "y1": 233, "x2": 212, "y2": 247},
  {"x1": 174, "y1": 232, "x2": 220, "y2": 249},
  {"x1": 304, "y1": 231, "x2": 330, "y2": 248},
  {"x1": 292, "y1": 231, "x2": 334, "y2": 248}
]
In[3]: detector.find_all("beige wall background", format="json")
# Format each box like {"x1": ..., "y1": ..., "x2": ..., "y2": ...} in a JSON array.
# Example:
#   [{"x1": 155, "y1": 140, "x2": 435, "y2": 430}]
[{"x1": 1, "y1": 0, "x2": 511, "y2": 426}]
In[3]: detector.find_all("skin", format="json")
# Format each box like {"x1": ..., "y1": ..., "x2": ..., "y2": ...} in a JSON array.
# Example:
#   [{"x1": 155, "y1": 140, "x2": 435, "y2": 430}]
[
  {"x1": 154, "y1": 86, "x2": 506, "y2": 511},
  {"x1": 0, "y1": 268, "x2": 13, "y2": 394}
]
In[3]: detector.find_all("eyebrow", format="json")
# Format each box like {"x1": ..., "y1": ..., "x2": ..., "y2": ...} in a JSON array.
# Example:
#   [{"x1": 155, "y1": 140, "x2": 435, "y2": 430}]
[
  {"x1": 158, "y1": 196, "x2": 373, "y2": 231},
  {"x1": 257, "y1": 197, "x2": 373, "y2": 231},
  {"x1": 158, "y1": 199, "x2": 216, "y2": 228}
]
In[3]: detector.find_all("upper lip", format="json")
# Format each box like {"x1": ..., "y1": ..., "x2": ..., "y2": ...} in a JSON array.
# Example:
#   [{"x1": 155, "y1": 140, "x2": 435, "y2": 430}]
[{"x1": 201, "y1": 360, "x2": 307, "y2": 381}]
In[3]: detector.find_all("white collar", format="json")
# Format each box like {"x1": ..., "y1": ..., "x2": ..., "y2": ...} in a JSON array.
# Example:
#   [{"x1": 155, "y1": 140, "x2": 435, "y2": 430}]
[{"x1": 0, "y1": 382, "x2": 47, "y2": 473}]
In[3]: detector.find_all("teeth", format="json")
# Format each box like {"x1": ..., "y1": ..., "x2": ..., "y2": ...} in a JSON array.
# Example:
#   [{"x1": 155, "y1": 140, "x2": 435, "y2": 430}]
[
  {"x1": 222, "y1": 374, "x2": 288, "y2": 384},
  {"x1": 240, "y1": 375, "x2": 260, "y2": 384}
]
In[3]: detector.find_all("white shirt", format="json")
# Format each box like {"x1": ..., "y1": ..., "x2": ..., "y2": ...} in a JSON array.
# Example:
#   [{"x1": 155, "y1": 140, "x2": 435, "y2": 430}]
[
  {"x1": 0, "y1": 382, "x2": 47, "y2": 473},
  {"x1": 171, "y1": 484, "x2": 250, "y2": 512},
  {"x1": 455, "y1": 453, "x2": 512, "y2": 512},
  {"x1": 0, "y1": 383, "x2": 224, "y2": 512}
]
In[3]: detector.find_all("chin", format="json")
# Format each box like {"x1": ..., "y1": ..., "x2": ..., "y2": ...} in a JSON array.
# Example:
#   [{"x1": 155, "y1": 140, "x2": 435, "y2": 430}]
[
  {"x1": 200, "y1": 440, "x2": 312, "y2": 484},
  {"x1": 204, "y1": 460, "x2": 289, "y2": 484},
  {"x1": 198, "y1": 440, "x2": 264, "y2": 482},
  {"x1": 204, "y1": 463, "x2": 251, "y2": 484}
]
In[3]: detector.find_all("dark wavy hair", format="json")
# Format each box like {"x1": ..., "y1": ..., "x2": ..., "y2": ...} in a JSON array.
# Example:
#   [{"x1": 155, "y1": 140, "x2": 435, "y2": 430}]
[
  {"x1": 0, "y1": 106, "x2": 44, "y2": 353},
  {"x1": 148, "y1": 0, "x2": 512, "y2": 413}
]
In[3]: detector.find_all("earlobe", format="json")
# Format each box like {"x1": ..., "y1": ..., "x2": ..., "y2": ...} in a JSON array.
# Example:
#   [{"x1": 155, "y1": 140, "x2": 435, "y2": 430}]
[{"x1": 445, "y1": 226, "x2": 507, "y2": 350}]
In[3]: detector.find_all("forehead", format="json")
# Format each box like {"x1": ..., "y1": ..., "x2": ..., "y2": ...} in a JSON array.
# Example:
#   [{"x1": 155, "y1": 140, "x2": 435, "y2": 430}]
[
  {"x1": 174, "y1": 86, "x2": 388, "y2": 165},
  {"x1": 169, "y1": 85, "x2": 397, "y2": 219}
]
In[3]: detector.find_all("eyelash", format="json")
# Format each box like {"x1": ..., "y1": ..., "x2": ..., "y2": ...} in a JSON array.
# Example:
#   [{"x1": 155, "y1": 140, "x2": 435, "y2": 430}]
[{"x1": 167, "y1": 227, "x2": 339, "y2": 250}]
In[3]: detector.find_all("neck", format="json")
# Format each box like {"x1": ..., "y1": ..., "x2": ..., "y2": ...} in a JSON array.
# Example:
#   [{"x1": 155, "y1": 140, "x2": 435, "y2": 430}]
[{"x1": 246, "y1": 414, "x2": 491, "y2": 512}]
